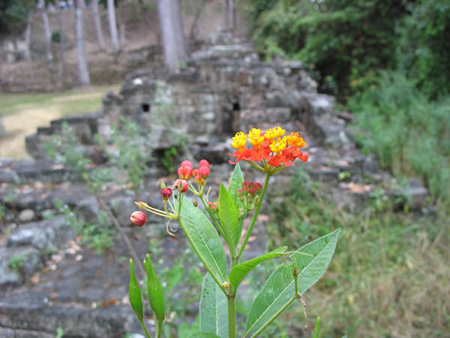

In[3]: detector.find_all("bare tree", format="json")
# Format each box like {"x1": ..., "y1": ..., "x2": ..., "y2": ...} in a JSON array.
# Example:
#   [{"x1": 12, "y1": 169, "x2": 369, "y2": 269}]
[
  {"x1": 226, "y1": 0, "x2": 234, "y2": 30},
  {"x1": 23, "y1": 12, "x2": 32, "y2": 61},
  {"x1": 75, "y1": 0, "x2": 90, "y2": 85},
  {"x1": 118, "y1": 0, "x2": 126, "y2": 47},
  {"x1": 107, "y1": 0, "x2": 120, "y2": 53},
  {"x1": 56, "y1": 3, "x2": 65, "y2": 88},
  {"x1": 39, "y1": 0, "x2": 53, "y2": 62},
  {"x1": 157, "y1": 0, "x2": 188, "y2": 71},
  {"x1": 92, "y1": 0, "x2": 106, "y2": 50},
  {"x1": 189, "y1": 0, "x2": 206, "y2": 40}
]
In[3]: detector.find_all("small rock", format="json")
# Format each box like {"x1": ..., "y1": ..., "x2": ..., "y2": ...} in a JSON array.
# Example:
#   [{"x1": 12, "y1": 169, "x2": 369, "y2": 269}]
[{"x1": 18, "y1": 209, "x2": 36, "y2": 223}]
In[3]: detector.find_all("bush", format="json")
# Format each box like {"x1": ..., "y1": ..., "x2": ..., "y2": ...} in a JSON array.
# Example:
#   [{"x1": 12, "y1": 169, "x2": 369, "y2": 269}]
[{"x1": 349, "y1": 72, "x2": 450, "y2": 203}]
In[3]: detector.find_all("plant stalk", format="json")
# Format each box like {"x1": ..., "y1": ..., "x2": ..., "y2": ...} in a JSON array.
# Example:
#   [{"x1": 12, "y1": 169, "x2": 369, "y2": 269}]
[
  {"x1": 228, "y1": 295, "x2": 236, "y2": 338},
  {"x1": 237, "y1": 172, "x2": 270, "y2": 258}
]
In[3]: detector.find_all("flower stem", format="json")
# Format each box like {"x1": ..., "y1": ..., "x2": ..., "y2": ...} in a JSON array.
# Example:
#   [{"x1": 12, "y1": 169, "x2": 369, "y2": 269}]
[
  {"x1": 228, "y1": 295, "x2": 236, "y2": 338},
  {"x1": 237, "y1": 172, "x2": 270, "y2": 259},
  {"x1": 138, "y1": 318, "x2": 152, "y2": 338}
]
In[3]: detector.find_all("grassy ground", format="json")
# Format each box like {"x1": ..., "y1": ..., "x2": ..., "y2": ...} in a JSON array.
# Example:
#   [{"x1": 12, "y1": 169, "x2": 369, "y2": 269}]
[
  {"x1": 0, "y1": 84, "x2": 120, "y2": 159},
  {"x1": 261, "y1": 170, "x2": 450, "y2": 338}
]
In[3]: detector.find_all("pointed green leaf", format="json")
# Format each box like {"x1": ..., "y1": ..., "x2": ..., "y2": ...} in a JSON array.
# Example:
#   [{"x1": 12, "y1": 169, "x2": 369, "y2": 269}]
[
  {"x1": 291, "y1": 229, "x2": 341, "y2": 294},
  {"x1": 244, "y1": 262, "x2": 297, "y2": 338},
  {"x1": 244, "y1": 229, "x2": 340, "y2": 338},
  {"x1": 143, "y1": 254, "x2": 165, "y2": 322},
  {"x1": 179, "y1": 198, "x2": 227, "y2": 283},
  {"x1": 128, "y1": 259, "x2": 143, "y2": 320},
  {"x1": 219, "y1": 184, "x2": 241, "y2": 253},
  {"x1": 228, "y1": 163, "x2": 244, "y2": 206},
  {"x1": 200, "y1": 273, "x2": 228, "y2": 338},
  {"x1": 229, "y1": 247, "x2": 287, "y2": 290}
]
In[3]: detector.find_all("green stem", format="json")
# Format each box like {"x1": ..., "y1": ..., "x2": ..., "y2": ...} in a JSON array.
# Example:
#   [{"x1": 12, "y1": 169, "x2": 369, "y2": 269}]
[
  {"x1": 156, "y1": 320, "x2": 162, "y2": 338},
  {"x1": 228, "y1": 295, "x2": 236, "y2": 338},
  {"x1": 199, "y1": 194, "x2": 225, "y2": 238},
  {"x1": 138, "y1": 318, "x2": 152, "y2": 338},
  {"x1": 237, "y1": 172, "x2": 270, "y2": 258}
]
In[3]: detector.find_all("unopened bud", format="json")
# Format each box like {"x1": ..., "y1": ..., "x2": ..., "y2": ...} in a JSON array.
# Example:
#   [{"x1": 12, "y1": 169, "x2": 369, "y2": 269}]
[
  {"x1": 193, "y1": 200, "x2": 198, "y2": 207},
  {"x1": 130, "y1": 211, "x2": 146, "y2": 227},
  {"x1": 180, "y1": 160, "x2": 193, "y2": 169},
  {"x1": 177, "y1": 166, "x2": 193, "y2": 180},
  {"x1": 199, "y1": 159, "x2": 210, "y2": 168},
  {"x1": 198, "y1": 166, "x2": 210, "y2": 179},
  {"x1": 160, "y1": 187, "x2": 172, "y2": 201},
  {"x1": 175, "y1": 179, "x2": 189, "y2": 193}
]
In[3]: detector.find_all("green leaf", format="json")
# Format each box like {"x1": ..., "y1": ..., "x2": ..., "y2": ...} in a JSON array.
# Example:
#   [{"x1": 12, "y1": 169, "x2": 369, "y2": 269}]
[
  {"x1": 219, "y1": 184, "x2": 241, "y2": 254},
  {"x1": 291, "y1": 229, "x2": 341, "y2": 294},
  {"x1": 179, "y1": 198, "x2": 227, "y2": 284},
  {"x1": 244, "y1": 229, "x2": 340, "y2": 338},
  {"x1": 228, "y1": 163, "x2": 244, "y2": 207},
  {"x1": 191, "y1": 333, "x2": 221, "y2": 338},
  {"x1": 128, "y1": 259, "x2": 143, "y2": 320},
  {"x1": 244, "y1": 262, "x2": 297, "y2": 338},
  {"x1": 200, "y1": 273, "x2": 228, "y2": 338},
  {"x1": 229, "y1": 247, "x2": 287, "y2": 290},
  {"x1": 143, "y1": 254, "x2": 165, "y2": 322}
]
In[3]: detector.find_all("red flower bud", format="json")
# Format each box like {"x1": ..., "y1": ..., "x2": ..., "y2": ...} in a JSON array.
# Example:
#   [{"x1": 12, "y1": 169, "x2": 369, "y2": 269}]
[
  {"x1": 130, "y1": 211, "x2": 146, "y2": 227},
  {"x1": 175, "y1": 179, "x2": 189, "y2": 193},
  {"x1": 160, "y1": 187, "x2": 172, "y2": 201},
  {"x1": 180, "y1": 160, "x2": 193, "y2": 169},
  {"x1": 194, "y1": 175, "x2": 205, "y2": 185},
  {"x1": 300, "y1": 152, "x2": 309, "y2": 162},
  {"x1": 177, "y1": 166, "x2": 193, "y2": 180},
  {"x1": 199, "y1": 159, "x2": 210, "y2": 168},
  {"x1": 198, "y1": 166, "x2": 210, "y2": 179}
]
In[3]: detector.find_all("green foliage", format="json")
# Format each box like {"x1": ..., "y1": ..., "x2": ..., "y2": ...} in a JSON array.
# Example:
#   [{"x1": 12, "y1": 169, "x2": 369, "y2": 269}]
[
  {"x1": 244, "y1": 230, "x2": 340, "y2": 338},
  {"x1": 246, "y1": 0, "x2": 408, "y2": 99},
  {"x1": 200, "y1": 273, "x2": 228, "y2": 338},
  {"x1": 267, "y1": 169, "x2": 450, "y2": 337},
  {"x1": 102, "y1": 117, "x2": 152, "y2": 196},
  {"x1": 161, "y1": 146, "x2": 178, "y2": 173},
  {"x1": 0, "y1": 0, "x2": 30, "y2": 34},
  {"x1": 397, "y1": 0, "x2": 450, "y2": 98},
  {"x1": 8, "y1": 254, "x2": 25, "y2": 271},
  {"x1": 54, "y1": 199, "x2": 114, "y2": 254},
  {"x1": 218, "y1": 185, "x2": 241, "y2": 256},
  {"x1": 178, "y1": 198, "x2": 228, "y2": 284},
  {"x1": 51, "y1": 30, "x2": 61, "y2": 43},
  {"x1": 349, "y1": 72, "x2": 450, "y2": 204}
]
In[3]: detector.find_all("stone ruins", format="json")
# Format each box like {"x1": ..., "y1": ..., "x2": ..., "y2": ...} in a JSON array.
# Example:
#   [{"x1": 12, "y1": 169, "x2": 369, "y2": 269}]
[{"x1": 0, "y1": 33, "x2": 429, "y2": 337}]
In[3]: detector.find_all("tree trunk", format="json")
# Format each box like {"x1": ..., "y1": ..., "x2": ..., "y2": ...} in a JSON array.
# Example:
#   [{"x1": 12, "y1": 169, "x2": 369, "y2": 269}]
[
  {"x1": 189, "y1": 0, "x2": 206, "y2": 40},
  {"x1": 23, "y1": 13, "x2": 32, "y2": 61},
  {"x1": 40, "y1": 0, "x2": 53, "y2": 62},
  {"x1": 157, "y1": 0, "x2": 188, "y2": 71},
  {"x1": 57, "y1": 5, "x2": 65, "y2": 89},
  {"x1": 118, "y1": 0, "x2": 126, "y2": 47},
  {"x1": 107, "y1": 0, "x2": 120, "y2": 53},
  {"x1": 92, "y1": 0, "x2": 106, "y2": 50},
  {"x1": 226, "y1": 0, "x2": 234, "y2": 30},
  {"x1": 75, "y1": 1, "x2": 90, "y2": 85}
]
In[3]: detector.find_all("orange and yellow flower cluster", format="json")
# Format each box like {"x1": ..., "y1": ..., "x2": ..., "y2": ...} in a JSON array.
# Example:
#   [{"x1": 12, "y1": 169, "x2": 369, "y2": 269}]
[{"x1": 230, "y1": 127, "x2": 308, "y2": 170}]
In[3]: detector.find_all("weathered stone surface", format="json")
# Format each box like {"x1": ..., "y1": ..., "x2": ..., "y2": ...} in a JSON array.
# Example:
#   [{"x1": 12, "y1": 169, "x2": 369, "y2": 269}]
[
  {"x1": 0, "y1": 247, "x2": 43, "y2": 287},
  {"x1": 0, "y1": 169, "x2": 19, "y2": 183},
  {"x1": 75, "y1": 196, "x2": 100, "y2": 224},
  {"x1": 0, "y1": 292, "x2": 135, "y2": 338},
  {"x1": 7, "y1": 216, "x2": 73, "y2": 252},
  {"x1": 109, "y1": 193, "x2": 136, "y2": 226}
]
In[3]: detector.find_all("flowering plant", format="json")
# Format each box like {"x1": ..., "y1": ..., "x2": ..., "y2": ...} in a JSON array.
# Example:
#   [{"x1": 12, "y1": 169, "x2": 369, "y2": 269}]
[{"x1": 128, "y1": 127, "x2": 340, "y2": 338}]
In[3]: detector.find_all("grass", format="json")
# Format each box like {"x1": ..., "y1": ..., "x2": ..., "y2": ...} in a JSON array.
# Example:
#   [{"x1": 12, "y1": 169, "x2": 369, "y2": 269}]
[
  {"x1": 0, "y1": 84, "x2": 120, "y2": 159},
  {"x1": 262, "y1": 169, "x2": 450, "y2": 338},
  {"x1": 0, "y1": 84, "x2": 119, "y2": 117}
]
